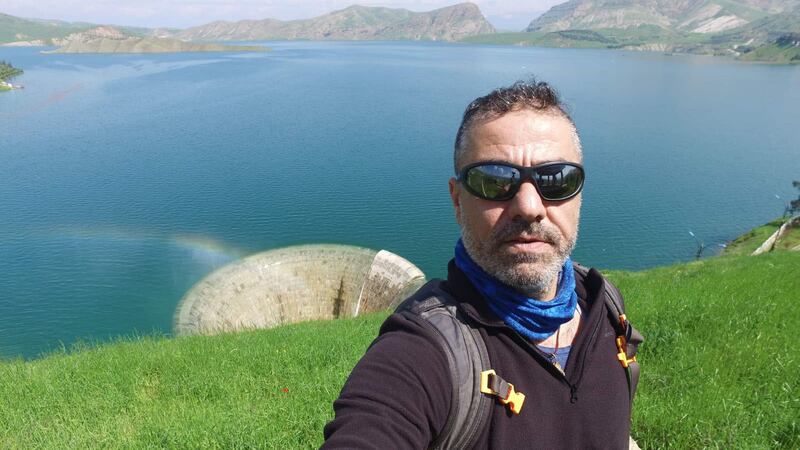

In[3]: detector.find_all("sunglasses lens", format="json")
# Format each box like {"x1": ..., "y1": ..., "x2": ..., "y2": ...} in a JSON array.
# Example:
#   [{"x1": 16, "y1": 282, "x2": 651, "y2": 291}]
[
  {"x1": 465, "y1": 164, "x2": 519, "y2": 200},
  {"x1": 535, "y1": 164, "x2": 584, "y2": 200}
]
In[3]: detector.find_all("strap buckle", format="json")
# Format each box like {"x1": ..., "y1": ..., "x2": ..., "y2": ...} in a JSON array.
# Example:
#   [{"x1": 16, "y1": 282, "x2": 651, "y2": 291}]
[
  {"x1": 616, "y1": 336, "x2": 637, "y2": 368},
  {"x1": 480, "y1": 369, "x2": 525, "y2": 414},
  {"x1": 615, "y1": 314, "x2": 637, "y2": 368}
]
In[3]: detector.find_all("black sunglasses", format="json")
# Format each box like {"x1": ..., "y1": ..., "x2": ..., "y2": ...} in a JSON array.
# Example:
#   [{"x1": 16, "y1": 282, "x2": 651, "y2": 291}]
[{"x1": 456, "y1": 161, "x2": 585, "y2": 202}]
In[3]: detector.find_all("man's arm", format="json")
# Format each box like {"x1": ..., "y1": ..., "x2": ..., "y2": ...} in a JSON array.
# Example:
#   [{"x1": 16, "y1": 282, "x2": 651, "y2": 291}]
[{"x1": 322, "y1": 312, "x2": 453, "y2": 449}]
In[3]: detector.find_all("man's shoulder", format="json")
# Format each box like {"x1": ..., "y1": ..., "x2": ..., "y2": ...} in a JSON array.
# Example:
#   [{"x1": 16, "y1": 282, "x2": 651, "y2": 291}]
[
  {"x1": 572, "y1": 261, "x2": 626, "y2": 308},
  {"x1": 394, "y1": 279, "x2": 456, "y2": 315}
]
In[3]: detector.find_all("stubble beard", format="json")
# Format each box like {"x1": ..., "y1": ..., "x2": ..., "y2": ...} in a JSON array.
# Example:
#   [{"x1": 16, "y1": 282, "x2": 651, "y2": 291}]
[{"x1": 460, "y1": 215, "x2": 578, "y2": 298}]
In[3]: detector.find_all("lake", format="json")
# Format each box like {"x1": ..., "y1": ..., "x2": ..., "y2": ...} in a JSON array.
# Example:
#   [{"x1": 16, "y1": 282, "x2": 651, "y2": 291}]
[{"x1": 1, "y1": 41, "x2": 798, "y2": 359}]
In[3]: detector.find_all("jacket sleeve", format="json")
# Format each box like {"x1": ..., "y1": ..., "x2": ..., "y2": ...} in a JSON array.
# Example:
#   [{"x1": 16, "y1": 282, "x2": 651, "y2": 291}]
[{"x1": 322, "y1": 312, "x2": 453, "y2": 449}]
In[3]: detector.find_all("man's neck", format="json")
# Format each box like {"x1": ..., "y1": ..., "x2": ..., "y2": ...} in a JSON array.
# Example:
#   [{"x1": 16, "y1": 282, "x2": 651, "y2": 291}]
[
  {"x1": 518, "y1": 278, "x2": 558, "y2": 300},
  {"x1": 536, "y1": 306, "x2": 582, "y2": 347}
]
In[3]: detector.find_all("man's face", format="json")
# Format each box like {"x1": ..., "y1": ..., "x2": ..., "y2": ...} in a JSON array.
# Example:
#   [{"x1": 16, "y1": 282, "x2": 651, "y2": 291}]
[{"x1": 449, "y1": 109, "x2": 582, "y2": 298}]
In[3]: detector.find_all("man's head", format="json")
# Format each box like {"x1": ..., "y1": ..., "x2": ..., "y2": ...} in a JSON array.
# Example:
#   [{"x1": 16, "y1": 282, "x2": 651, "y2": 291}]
[{"x1": 449, "y1": 80, "x2": 583, "y2": 299}]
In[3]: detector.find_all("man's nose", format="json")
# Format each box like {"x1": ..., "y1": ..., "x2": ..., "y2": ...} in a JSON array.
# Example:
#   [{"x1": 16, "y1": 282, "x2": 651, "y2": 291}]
[{"x1": 509, "y1": 181, "x2": 546, "y2": 222}]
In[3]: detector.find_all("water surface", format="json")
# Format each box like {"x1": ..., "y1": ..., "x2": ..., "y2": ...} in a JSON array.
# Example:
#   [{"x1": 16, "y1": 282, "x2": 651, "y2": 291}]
[{"x1": 1, "y1": 42, "x2": 798, "y2": 358}]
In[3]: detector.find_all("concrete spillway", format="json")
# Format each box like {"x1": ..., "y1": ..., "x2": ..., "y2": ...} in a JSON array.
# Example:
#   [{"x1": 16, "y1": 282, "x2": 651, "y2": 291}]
[{"x1": 173, "y1": 244, "x2": 426, "y2": 336}]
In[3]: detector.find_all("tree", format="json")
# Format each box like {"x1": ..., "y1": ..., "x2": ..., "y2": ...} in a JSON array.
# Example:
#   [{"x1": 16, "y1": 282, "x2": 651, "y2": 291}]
[
  {"x1": 0, "y1": 61, "x2": 23, "y2": 82},
  {"x1": 789, "y1": 180, "x2": 800, "y2": 217}
]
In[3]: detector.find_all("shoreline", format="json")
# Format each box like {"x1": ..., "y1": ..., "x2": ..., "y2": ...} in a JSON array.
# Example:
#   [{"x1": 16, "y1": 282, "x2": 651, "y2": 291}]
[
  {"x1": 2, "y1": 37, "x2": 796, "y2": 65},
  {"x1": 0, "y1": 81, "x2": 23, "y2": 91}
]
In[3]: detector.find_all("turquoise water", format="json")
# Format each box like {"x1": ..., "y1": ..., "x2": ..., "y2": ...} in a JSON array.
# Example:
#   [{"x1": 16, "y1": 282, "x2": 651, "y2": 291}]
[{"x1": 1, "y1": 42, "x2": 798, "y2": 359}]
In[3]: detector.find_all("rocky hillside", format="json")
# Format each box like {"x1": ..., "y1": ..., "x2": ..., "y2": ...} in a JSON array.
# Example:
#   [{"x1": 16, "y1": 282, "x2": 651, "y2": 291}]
[
  {"x1": 527, "y1": 0, "x2": 799, "y2": 34},
  {"x1": 49, "y1": 26, "x2": 267, "y2": 54},
  {"x1": 175, "y1": 3, "x2": 495, "y2": 42},
  {"x1": 509, "y1": 0, "x2": 800, "y2": 61}
]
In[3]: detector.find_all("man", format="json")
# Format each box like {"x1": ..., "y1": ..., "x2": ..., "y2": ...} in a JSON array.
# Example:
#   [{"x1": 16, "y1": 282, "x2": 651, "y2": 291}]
[{"x1": 323, "y1": 80, "x2": 641, "y2": 449}]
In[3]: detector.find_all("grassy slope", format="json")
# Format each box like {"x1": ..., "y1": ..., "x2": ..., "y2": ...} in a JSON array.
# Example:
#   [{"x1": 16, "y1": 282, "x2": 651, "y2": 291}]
[
  {"x1": 723, "y1": 217, "x2": 800, "y2": 255},
  {"x1": 1, "y1": 251, "x2": 798, "y2": 448},
  {"x1": 0, "y1": 13, "x2": 89, "y2": 43},
  {"x1": 609, "y1": 251, "x2": 799, "y2": 448},
  {"x1": 0, "y1": 315, "x2": 386, "y2": 448},
  {"x1": 739, "y1": 42, "x2": 800, "y2": 63},
  {"x1": 460, "y1": 27, "x2": 714, "y2": 50},
  {"x1": 461, "y1": 23, "x2": 800, "y2": 63}
]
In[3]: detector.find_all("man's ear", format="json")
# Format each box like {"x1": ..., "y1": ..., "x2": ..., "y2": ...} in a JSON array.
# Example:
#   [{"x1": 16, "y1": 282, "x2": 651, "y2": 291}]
[{"x1": 449, "y1": 177, "x2": 462, "y2": 226}]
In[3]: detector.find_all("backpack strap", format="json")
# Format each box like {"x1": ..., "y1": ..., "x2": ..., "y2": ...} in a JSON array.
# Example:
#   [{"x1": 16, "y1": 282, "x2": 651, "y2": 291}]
[
  {"x1": 395, "y1": 281, "x2": 492, "y2": 450},
  {"x1": 574, "y1": 263, "x2": 643, "y2": 404}
]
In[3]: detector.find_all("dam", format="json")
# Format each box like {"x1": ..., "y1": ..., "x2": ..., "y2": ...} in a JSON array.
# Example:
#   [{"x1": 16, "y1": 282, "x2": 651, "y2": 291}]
[{"x1": 173, "y1": 244, "x2": 426, "y2": 336}]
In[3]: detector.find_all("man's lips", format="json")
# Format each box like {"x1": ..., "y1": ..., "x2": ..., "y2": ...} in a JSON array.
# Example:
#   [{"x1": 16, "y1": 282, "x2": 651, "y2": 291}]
[
  {"x1": 505, "y1": 236, "x2": 552, "y2": 245},
  {"x1": 503, "y1": 236, "x2": 554, "y2": 251}
]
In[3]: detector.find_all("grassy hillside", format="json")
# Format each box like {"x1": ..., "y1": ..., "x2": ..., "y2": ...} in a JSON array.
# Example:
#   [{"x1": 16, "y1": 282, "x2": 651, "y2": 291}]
[
  {"x1": 1, "y1": 251, "x2": 798, "y2": 447},
  {"x1": 738, "y1": 33, "x2": 800, "y2": 62},
  {"x1": 461, "y1": 26, "x2": 716, "y2": 51},
  {"x1": 722, "y1": 217, "x2": 800, "y2": 255},
  {"x1": 0, "y1": 13, "x2": 90, "y2": 43}
]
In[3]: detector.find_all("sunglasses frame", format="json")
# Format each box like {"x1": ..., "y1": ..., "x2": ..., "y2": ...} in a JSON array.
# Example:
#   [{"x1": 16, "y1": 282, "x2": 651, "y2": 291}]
[{"x1": 457, "y1": 161, "x2": 585, "y2": 202}]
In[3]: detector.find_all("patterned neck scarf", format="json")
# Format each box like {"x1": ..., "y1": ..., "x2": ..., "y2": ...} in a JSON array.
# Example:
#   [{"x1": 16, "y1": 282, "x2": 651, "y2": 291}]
[{"x1": 454, "y1": 239, "x2": 577, "y2": 341}]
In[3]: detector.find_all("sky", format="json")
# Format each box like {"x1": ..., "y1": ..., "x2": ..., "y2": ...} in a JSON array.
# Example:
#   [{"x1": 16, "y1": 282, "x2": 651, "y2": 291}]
[{"x1": 0, "y1": 0, "x2": 563, "y2": 31}]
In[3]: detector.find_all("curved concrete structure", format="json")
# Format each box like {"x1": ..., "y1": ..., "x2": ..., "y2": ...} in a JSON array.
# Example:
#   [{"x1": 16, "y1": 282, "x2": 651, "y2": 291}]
[{"x1": 173, "y1": 244, "x2": 426, "y2": 336}]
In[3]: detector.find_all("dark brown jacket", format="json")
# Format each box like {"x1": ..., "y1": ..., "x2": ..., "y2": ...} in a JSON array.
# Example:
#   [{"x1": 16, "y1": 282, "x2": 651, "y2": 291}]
[{"x1": 323, "y1": 261, "x2": 634, "y2": 449}]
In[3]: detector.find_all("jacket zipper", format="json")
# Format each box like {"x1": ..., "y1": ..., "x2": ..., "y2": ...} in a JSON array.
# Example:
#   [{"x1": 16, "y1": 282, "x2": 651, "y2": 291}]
[{"x1": 567, "y1": 288, "x2": 606, "y2": 403}]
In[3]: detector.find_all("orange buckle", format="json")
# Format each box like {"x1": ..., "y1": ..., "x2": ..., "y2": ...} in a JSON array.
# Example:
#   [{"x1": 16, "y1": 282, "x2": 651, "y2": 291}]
[
  {"x1": 616, "y1": 336, "x2": 637, "y2": 368},
  {"x1": 480, "y1": 370, "x2": 525, "y2": 414}
]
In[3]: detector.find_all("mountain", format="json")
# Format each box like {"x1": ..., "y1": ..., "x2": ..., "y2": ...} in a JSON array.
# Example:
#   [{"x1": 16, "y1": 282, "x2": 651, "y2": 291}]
[
  {"x1": 175, "y1": 3, "x2": 495, "y2": 42},
  {"x1": 0, "y1": 13, "x2": 89, "y2": 44},
  {"x1": 48, "y1": 26, "x2": 267, "y2": 54},
  {"x1": 0, "y1": 13, "x2": 182, "y2": 46},
  {"x1": 497, "y1": 0, "x2": 799, "y2": 62},
  {"x1": 526, "y1": 0, "x2": 799, "y2": 34}
]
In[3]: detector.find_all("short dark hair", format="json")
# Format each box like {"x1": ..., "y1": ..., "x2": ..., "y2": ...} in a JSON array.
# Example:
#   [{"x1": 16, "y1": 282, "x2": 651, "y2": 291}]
[{"x1": 453, "y1": 79, "x2": 580, "y2": 173}]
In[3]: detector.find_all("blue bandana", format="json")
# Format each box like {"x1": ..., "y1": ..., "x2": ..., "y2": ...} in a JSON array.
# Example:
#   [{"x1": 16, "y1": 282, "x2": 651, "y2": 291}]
[{"x1": 454, "y1": 239, "x2": 577, "y2": 341}]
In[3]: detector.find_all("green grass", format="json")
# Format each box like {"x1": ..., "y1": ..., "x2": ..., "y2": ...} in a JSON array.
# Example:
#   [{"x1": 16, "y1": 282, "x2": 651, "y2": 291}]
[
  {"x1": 460, "y1": 27, "x2": 716, "y2": 52},
  {"x1": 722, "y1": 217, "x2": 800, "y2": 255},
  {"x1": 610, "y1": 251, "x2": 800, "y2": 448},
  {"x1": 777, "y1": 224, "x2": 800, "y2": 250},
  {"x1": 461, "y1": 30, "x2": 621, "y2": 48},
  {"x1": 721, "y1": 218, "x2": 785, "y2": 256},
  {"x1": 1, "y1": 251, "x2": 798, "y2": 447},
  {"x1": 739, "y1": 42, "x2": 800, "y2": 63},
  {"x1": 0, "y1": 314, "x2": 388, "y2": 448}
]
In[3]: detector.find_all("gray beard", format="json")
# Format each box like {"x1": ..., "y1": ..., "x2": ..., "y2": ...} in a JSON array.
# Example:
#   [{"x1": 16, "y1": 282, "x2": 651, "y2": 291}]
[{"x1": 460, "y1": 216, "x2": 577, "y2": 298}]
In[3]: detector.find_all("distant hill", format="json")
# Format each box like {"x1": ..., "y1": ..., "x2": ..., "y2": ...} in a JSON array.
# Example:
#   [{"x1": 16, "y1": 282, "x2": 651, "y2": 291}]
[
  {"x1": 174, "y1": 3, "x2": 495, "y2": 42},
  {"x1": 526, "y1": 0, "x2": 799, "y2": 34},
  {"x1": 459, "y1": 0, "x2": 800, "y2": 62},
  {"x1": 0, "y1": 13, "x2": 181, "y2": 46},
  {"x1": 48, "y1": 26, "x2": 267, "y2": 54},
  {"x1": 0, "y1": 13, "x2": 89, "y2": 44}
]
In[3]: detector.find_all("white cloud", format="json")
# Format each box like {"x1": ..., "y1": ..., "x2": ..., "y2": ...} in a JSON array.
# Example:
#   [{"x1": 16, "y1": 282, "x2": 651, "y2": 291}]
[{"x1": 0, "y1": 0, "x2": 564, "y2": 28}]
